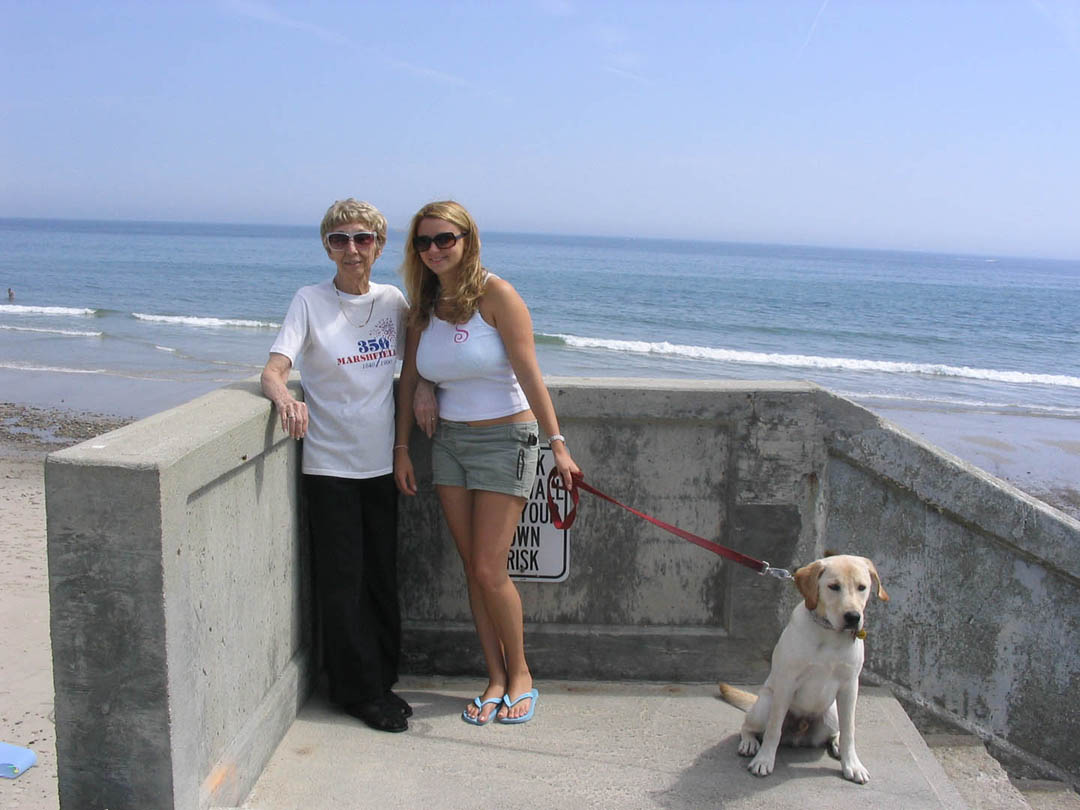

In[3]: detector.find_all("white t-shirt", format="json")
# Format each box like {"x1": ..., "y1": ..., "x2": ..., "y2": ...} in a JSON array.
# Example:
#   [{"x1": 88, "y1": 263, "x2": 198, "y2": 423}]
[{"x1": 269, "y1": 280, "x2": 407, "y2": 478}]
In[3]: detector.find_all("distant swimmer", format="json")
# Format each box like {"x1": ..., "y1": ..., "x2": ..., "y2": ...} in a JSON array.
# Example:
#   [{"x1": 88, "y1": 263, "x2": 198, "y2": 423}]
[{"x1": 6, "y1": 288, "x2": 12, "y2": 301}]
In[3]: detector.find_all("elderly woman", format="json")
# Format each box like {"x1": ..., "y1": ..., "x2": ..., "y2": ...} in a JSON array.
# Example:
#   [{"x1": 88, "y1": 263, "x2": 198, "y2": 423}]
[
  {"x1": 394, "y1": 200, "x2": 579, "y2": 725},
  {"x1": 261, "y1": 198, "x2": 412, "y2": 733}
]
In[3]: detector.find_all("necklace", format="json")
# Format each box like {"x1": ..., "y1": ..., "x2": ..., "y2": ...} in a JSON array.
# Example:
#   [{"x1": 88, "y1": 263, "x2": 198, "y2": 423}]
[{"x1": 335, "y1": 285, "x2": 375, "y2": 329}]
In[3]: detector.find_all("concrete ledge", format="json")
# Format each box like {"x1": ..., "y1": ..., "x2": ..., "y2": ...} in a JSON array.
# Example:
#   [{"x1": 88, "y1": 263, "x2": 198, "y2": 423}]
[
  {"x1": 240, "y1": 679, "x2": 968, "y2": 810},
  {"x1": 821, "y1": 393, "x2": 1080, "y2": 581},
  {"x1": 820, "y1": 393, "x2": 1080, "y2": 786},
  {"x1": 46, "y1": 379, "x2": 311, "y2": 810},
  {"x1": 403, "y1": 621, "x2": 772, "y2": 683},
  {"x1": 199, "y1": 649, "x2": 312, "y2": 807},
  {"x1": 45, "y1": 376, "x2": 1080, "y2": 808},
  {"x1": 927, "y1": 733, "x2": 1033, "y2": 810},
  {"x1": 1012, "y1": 780, "x2": 1080, "y2": 810},
  {"x1": 398, "y1": 379, "x2": 828, "y2": 684}
]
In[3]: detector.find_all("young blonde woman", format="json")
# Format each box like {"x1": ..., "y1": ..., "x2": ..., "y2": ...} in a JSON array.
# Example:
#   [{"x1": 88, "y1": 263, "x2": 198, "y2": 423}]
[{"x1": 394, "y1": 201, "x2": 579, "y2": 725}]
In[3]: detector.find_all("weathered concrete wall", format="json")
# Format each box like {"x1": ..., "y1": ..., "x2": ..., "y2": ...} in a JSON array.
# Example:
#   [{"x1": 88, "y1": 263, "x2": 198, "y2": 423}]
[
  {"x1": 400, "y1": 380, "x2": 1080, "y2": 785},
  {"x1": 818, "y1": 394, "x2": 1080, "y2": 785},
  {"x1": 45, "y1": 380, "x2": 311, "y2": 810},
  {"x1": 399, "y1": 379, "x2": 828, "y2": 683},
  {"x1": 45, "y1": 377, "x2": 1080, "y2": 808}
]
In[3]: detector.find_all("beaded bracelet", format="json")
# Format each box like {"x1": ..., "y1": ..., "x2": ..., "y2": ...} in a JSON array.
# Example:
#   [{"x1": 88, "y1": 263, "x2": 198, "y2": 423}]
[{"x1": 548, "y1": 434, "x2": 566, "y2": 444}]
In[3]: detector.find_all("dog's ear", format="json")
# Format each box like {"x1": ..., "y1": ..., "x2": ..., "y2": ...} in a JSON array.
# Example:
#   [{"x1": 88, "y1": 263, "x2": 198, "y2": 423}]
[
  {"x1": 862, "y1": 558, "x2": 889, "y2": 602},
  {"x1": 794, "y1": 560, "x2": 824, "y2": 610}
]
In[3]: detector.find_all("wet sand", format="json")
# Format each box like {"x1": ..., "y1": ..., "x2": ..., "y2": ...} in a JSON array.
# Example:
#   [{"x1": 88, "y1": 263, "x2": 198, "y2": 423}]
[
  {"x1": 871, "y1": 403, "x2": 1080, "y2": 521},
  {"x1": 0, "y1": 406, "x2": 133, "y2": 810}
]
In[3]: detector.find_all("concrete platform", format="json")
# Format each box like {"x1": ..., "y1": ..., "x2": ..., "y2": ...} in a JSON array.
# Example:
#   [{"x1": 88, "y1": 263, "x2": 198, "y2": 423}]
[{"x1": 234, "y1": 679, "x2": 967, "y2": 810}]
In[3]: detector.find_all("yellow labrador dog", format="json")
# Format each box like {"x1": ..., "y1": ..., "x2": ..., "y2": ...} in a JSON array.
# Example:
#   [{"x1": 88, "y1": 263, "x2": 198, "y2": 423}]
[{"x1": 718, "y1": 554, "x2": 888, "y2": 783}]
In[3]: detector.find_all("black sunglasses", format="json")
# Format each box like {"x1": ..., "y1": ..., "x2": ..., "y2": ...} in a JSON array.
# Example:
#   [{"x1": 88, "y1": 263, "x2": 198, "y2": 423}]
[
  {"x1": 326, "y1": 231, "x2": 377, "y2": 250},
  {"x1": 412, "y1": 231, "x2": 468, "y2": 252}
]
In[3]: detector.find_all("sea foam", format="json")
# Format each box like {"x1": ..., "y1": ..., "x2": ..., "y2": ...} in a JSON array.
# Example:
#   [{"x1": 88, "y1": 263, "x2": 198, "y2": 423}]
[
  {"x1": 548, "y1": 334, "x2": 1080, "y2": 389},
  {"x1": 0, "y1": 325, "x2": 102, "y2": 337},
  {"x1": 0, "y1": 362, "x2": 108, "y2": 374},
  {"x1": 0, "y1": 304, "x2": 97, "y2": 316},
  {"x1": 132, "y1": 313, "x2": 279, "y2": 329}
]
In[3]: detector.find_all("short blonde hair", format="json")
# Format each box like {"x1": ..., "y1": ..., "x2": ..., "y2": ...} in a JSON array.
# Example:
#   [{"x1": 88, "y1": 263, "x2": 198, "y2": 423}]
[
  {"x1": 319, "y1": 198, "x2": 388, "y2": 251},
  {"x1": 401, "y1": 201, "x2": 484, "y2": 329}
]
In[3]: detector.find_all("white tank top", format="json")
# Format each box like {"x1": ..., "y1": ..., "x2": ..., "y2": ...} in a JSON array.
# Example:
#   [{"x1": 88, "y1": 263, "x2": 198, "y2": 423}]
[{"x1": 415, "y1": 308, "x2": 529, "y2": 421}]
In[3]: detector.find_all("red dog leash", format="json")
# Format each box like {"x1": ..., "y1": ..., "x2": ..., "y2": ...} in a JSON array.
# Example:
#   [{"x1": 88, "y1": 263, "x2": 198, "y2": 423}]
[{"x1": 546, "y1": 469, "x2": 792, "y2": 580}]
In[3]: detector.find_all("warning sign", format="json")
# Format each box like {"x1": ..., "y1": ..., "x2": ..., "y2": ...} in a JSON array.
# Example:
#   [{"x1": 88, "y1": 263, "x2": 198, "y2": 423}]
[{"x1": 508, "y1": 446, "x2": 571, "y2": 582}]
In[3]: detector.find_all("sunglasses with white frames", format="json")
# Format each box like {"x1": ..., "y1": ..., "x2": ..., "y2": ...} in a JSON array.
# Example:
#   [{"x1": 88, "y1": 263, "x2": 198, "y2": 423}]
[{"x1": 326, "y1": 231, "x2": 377, "y2": 250}]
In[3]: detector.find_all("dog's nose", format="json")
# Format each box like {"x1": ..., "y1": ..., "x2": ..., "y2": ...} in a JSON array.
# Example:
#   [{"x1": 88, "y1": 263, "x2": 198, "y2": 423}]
[{"x1": 843, "y1": 611, "x2": 861, "y2": 628}]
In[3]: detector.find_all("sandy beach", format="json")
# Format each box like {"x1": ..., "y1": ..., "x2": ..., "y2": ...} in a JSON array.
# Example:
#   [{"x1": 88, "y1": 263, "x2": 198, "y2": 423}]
[
  {"x1": 871, "y1": 403, "x2": 1080, "y2": 520},
  {"x1": 0, "y1": 399, "x2": 1076, "y2": 810},
  {"x1": 0, "y1": 405, "x2": 133, "y2": 810}
]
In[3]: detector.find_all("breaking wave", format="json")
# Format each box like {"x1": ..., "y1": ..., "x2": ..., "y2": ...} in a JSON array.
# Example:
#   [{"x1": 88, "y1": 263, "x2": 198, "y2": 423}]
[
  {"x1": 542, "y1": 334, "x2": 1080, "y2": 389},
  {"x1": 132, "y1": 313, "x2": 279, "y2": 329}
]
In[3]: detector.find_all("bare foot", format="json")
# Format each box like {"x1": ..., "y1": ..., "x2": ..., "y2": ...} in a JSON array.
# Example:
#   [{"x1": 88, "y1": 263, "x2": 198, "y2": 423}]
[
  {"x1": 497, "y1": 674, "x2": 534, "y2": 721},
  {"x1": 464, "y1": 682, "x2": 505, "y2": 724}
]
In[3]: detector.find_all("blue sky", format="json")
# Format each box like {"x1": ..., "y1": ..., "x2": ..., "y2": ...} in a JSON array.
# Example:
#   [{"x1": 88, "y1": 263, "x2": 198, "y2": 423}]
[{"x1": 3, "y1": 0, "x2": 1079, "y2": 259}]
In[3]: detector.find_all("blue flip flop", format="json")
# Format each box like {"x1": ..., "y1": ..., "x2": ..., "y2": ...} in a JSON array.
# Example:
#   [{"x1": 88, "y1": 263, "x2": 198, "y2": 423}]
[
  {"x1": 497, "y1": 689, "x2": 538, "y2": 724},
  {"x1": 462, "y1": 695, "x2": 502, "y2": 726}
]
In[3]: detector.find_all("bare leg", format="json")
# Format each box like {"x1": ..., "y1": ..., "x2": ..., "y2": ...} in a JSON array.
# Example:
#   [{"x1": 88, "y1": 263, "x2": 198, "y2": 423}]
[
  {"x1": 437, "y1": 485, "x2": 507, "y2": 723},
  {"x1": 468, "y1": 490, "x2": 532, "y2": 720}
]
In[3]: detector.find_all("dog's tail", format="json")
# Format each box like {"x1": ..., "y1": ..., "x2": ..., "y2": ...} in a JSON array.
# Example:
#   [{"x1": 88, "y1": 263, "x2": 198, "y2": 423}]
[{"x1": 716, "y1": 682, "x2": 757, "y2": 712}]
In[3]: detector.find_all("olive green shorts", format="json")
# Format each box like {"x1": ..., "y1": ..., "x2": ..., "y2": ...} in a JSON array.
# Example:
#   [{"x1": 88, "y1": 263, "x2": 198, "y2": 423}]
[{"x1": 431, "y1": 420, "x2": 539, "y2": 499}]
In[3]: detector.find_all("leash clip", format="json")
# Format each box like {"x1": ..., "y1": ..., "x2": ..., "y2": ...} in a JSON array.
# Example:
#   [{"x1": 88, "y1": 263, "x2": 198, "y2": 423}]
[{"x1": 759, "y1": 562, "x2": 793, "y2": 580}]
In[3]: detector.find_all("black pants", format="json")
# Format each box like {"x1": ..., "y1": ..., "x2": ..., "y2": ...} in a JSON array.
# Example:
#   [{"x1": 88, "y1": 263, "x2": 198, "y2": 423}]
[{"x1": 304, "y1": 473, "x2": 400, "y2": 705}]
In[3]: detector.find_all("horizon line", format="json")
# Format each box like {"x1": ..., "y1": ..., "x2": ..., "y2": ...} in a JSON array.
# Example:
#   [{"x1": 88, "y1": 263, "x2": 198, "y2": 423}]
[{"x1": 0, "y1": 214, "x2": 1077, "y2": 264}]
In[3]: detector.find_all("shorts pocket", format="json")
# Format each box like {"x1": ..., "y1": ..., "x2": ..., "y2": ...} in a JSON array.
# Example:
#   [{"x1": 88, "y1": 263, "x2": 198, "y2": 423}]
[
  {"x1": 508, "y1": 422, "x2": 539, "y2": 446},
  {"x1": 510, "y1": 424, "x2": 540, "y2": 487}
]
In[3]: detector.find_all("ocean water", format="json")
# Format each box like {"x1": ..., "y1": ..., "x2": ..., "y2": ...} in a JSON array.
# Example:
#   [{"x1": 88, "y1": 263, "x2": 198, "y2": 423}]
[{"x1": 1, "y1": 217, "x2": 1078, "y2": 423}]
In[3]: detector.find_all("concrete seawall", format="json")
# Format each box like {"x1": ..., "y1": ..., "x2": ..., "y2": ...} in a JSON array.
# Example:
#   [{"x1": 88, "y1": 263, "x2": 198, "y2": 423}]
[
  {"x1": 399, "y1": 379, "x2": 826, "y2": 685},
  {"x1": 820, "y1": 394, "x2": 1080, "y2": 783},
  {"x1": 44, "y1": 377, "x2": 1080, "y2": 808},
  {"x1": 46, "y1": 379, "x2": 311, "y2": 810}
]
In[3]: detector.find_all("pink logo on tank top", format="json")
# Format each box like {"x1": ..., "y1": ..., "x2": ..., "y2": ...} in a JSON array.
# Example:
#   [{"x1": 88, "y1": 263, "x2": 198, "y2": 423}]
[{"x1": 454, "y1": 327, "x2": 469, "y2": 343}]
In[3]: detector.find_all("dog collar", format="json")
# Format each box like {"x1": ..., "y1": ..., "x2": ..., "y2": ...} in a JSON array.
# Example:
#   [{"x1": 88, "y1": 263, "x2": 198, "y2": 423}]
[{"x1": 810, "y1": 610, "x2": 867, "y2": 640}]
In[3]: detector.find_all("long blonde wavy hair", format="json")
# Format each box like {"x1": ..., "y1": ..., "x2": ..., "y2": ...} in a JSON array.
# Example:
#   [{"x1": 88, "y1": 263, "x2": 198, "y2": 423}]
[{"x1": 401, "y1": 201, "x2": 485, "y2": 329}]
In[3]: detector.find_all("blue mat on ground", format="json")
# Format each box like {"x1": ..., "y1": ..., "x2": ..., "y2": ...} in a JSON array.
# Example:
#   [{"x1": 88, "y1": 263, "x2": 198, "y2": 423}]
[{"x1": 0, "y1": 741, "x2": 37, "y2": 778}]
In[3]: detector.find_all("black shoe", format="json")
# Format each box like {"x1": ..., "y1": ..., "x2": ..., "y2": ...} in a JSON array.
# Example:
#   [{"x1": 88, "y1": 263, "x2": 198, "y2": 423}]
[
  {"x1": 345, "y1": 697, "x2": 408, "y2": 733},
  {"x1": 384, "y1": 690, "x2": 413, "y2": 718}
]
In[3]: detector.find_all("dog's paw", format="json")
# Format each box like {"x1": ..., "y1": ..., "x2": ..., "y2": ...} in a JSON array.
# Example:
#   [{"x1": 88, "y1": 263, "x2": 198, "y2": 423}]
[
  {"x1": 826, "y1": 736, "x2": 840, "y2": 760},
  {"x1": 842, "y1": 756, "x2": 870, "y2": 784},
  {"x1": 747, "y1": 753, "x2": 775, "y2": 777},
  {"x1": 737, "y1": 733, "x2": 760, "y2": 757}
]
